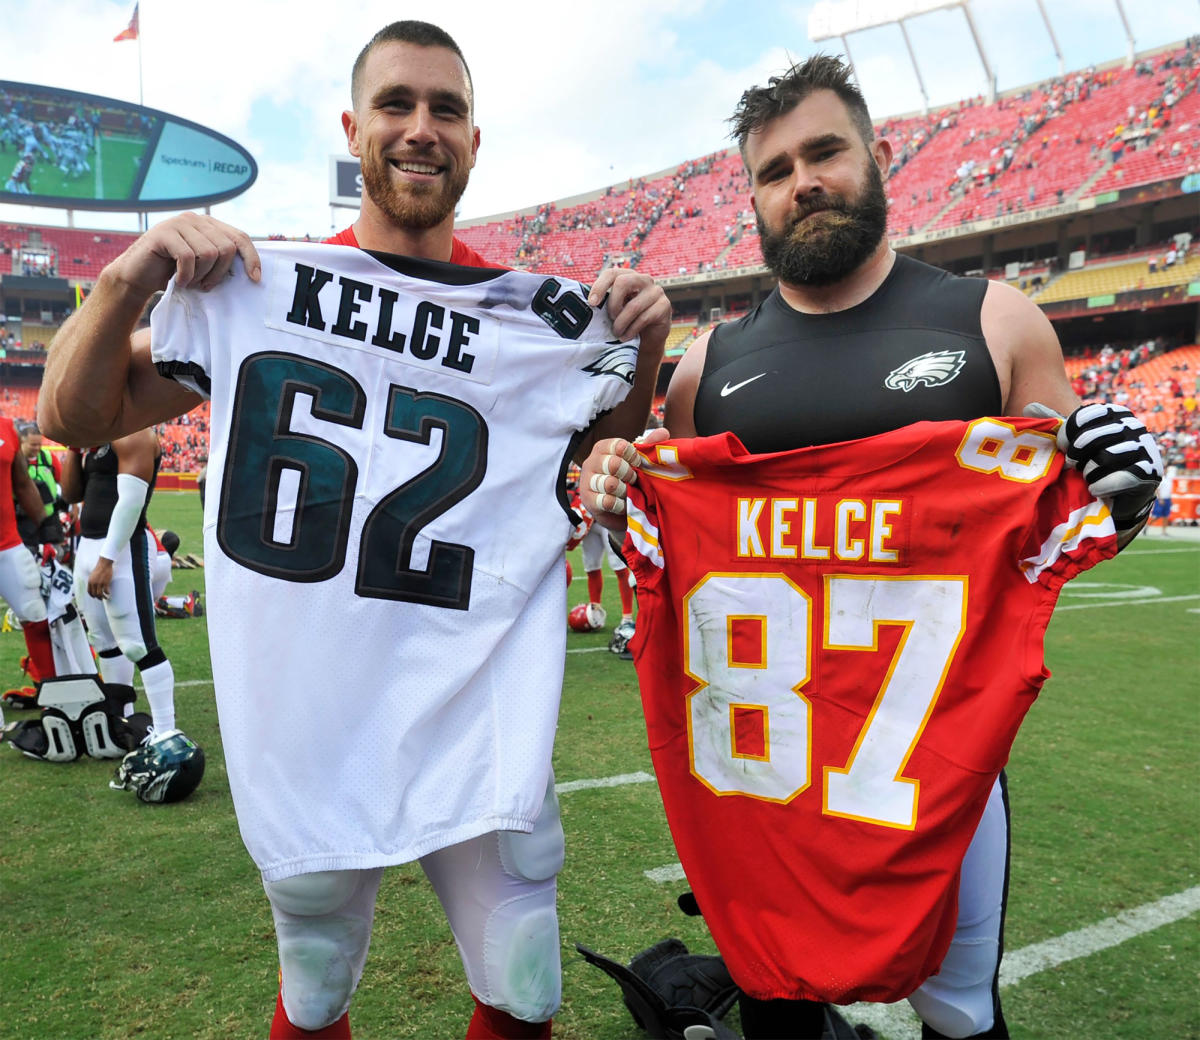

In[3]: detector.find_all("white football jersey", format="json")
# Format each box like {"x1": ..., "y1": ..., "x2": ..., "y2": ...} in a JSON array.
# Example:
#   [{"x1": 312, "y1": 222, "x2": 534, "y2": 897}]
[{"x1": 151, "y1": 242, "x2": 639, "y2": 881}]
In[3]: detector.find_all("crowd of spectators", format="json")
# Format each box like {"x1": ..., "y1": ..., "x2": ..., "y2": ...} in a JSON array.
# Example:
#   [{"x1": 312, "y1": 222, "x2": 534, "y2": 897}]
[
  {"x1": 155, "y1": 408, "x2": 209, "y2": 474},
  {"x1": 494, "y1": 152, "x2": 737, "y2": 273},
  {"x1": 1068, "y1": 337, "x2": 1200, "y2": 469}
]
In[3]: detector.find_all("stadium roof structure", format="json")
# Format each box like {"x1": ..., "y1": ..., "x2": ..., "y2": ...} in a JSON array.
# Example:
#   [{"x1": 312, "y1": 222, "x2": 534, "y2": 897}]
[{"x1": 808, "y1": 0, "x2": 1140, "y2": 111}]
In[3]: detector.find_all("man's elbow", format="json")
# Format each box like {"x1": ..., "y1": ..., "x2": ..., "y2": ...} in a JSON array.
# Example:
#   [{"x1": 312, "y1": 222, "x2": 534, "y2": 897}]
[
  {"x1": 36, "y1": 389, "x2": 69, "y2": 444},
  {"x1": 38, "y1": 387, "x2": 110, "y2": 447}
]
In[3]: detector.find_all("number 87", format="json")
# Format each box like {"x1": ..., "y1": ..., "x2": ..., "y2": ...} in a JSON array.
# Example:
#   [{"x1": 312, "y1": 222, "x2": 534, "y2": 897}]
[{"x1": 684, "y1": 572, "x2": 967, "y2": 829}]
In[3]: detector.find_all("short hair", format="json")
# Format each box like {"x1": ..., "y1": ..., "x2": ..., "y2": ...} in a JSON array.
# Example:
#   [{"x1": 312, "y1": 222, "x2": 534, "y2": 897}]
[
  {"x1": 351, "y1": 21, "x2": 473, "y2": 110},
  {"x1": 729, "y1": 53, "x2": 874, "y2": 162}
]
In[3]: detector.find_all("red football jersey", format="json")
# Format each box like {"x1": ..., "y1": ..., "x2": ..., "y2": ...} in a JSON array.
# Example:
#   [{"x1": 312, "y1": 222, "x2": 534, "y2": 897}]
[
  {"x1": 623, "y1": 418, "x2": 1117, "y2": 1004},
  {"x1": 0, "y1": 417, "x2": 23, "y2": 549}
]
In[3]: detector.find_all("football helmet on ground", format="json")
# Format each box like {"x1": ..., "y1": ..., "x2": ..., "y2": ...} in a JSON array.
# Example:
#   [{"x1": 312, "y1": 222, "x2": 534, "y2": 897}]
[
  {"x1": 609, "y1": 619, "x2": 636, "y2": 658},
  {"x1": 110, "y1": 729, "x2": 205, "y2": 803},
  {"x1": 568, "y1": 602, "x2": 607, "y2": 632}
]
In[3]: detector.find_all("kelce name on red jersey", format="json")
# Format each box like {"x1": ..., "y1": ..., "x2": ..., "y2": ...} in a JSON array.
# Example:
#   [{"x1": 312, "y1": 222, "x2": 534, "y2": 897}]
[{"x1": 735, "y1": 496, "x2": 904, "y2": 564}]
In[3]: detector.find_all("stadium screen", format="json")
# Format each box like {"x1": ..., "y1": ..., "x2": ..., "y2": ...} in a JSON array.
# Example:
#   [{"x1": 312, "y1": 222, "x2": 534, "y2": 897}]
[{"x1": 0, "y1": 80, "x2": 256, "y2": 212}]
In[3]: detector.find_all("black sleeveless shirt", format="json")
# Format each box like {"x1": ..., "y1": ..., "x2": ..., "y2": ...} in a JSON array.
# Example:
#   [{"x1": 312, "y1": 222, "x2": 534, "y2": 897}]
[
  {"x1": 693, "y1": 254, "x2": 1002, "y2": 452},
  {"x1": 79, "y1": 443, "x2": 160, "y2": 539}
]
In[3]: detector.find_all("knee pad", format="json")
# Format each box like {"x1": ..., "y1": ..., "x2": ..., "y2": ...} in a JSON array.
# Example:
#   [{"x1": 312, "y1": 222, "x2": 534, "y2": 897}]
[
  {"x1": 118, "y1": 637, "x2": 148, "y2": 664},
  {"x1": 486, "y1": 787, "x2": 563, "y2": 1022},
  {"x1": 266, "y1": 870, "x2": 361, "y2": 916},
  {"x1": 265, "y1": 870, "x2": 376, "y2": 1033},
  {"x1": 498, "y1": 786, "x2": 564, "y2": 883},
  {"x1": 908, "y1": 935, "x2": 999, "y2": 1038},
  {"x1": 479, "y1": 893, "x2": 561, "y2": 1024}
]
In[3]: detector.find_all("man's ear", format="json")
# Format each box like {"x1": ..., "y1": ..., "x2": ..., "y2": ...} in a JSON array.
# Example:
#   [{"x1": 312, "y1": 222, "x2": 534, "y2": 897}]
[
  {"x1": 872, "y1": 135, "x2": 893, "y2": 180},
  {"x1": 342, "y1": 109, "x2": 360, "y2": 158}
]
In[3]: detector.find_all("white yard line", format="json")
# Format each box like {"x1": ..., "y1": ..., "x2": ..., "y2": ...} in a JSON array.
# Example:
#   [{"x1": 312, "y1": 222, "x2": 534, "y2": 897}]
[
  {"x1": 555, "y1": 771, "x2": 655, "y2": 794},
  {"x1": 1055, "y1": 594, "x2": 1200, "y2": 610},
  {"x1": 843, "y1": 886, "x2": 1200, "y2": 1039}
]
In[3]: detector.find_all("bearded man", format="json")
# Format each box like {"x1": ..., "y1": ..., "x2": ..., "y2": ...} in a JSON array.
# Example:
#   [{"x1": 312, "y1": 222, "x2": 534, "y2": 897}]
[{"x1": 579, "y1": 54, "x2": 1161, "y2": 1040}]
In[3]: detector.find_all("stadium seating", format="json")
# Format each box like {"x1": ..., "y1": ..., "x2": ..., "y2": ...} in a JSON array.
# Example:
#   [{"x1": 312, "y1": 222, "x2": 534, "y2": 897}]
[
  {"x1": 0, "y1": 223, "x2": 138, "y2": 281},
  {"x1": 1033, "y1": 253, "x2": 1200, "y2": 304},
  {"x1": 453, "y1": 42, "x2": 1199, "y2": 280},
  {"x1": 1064, "y1": 342, "x2": 1199, "y2": 435},
  {"x1": 1087, "y1": 86, "x2": 1200, "y2": 195},
  {"x1": 2, "y1": 39, "x2": 1196, "y2": 472}
]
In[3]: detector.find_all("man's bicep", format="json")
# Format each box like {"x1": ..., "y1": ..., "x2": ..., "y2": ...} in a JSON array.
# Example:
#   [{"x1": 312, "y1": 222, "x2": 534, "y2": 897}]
[
  {"x1": 982, "y1": 282, "x2": 1077, "y2": 416},
  {"x1": 1004, "y1": 326, "x2": 1079, "y2": 417},
  {"x1": 663, "y1": 333, "x2": 709, "y2": 437}
]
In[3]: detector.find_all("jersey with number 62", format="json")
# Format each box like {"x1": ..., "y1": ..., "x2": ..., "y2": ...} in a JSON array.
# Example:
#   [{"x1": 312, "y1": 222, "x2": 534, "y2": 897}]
[
  {"x1": 151, "y1": 242, "x2": 638, "y2": 881},
  {"x1": 623, "y1": 418, "x2": 1116, "y2": 1004}
]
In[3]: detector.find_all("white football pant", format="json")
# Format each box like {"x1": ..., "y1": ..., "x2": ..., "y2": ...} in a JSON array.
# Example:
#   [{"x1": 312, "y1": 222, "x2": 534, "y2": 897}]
[{"x1": 265, "y1": 773, "x2": 564, "y2": 1032}]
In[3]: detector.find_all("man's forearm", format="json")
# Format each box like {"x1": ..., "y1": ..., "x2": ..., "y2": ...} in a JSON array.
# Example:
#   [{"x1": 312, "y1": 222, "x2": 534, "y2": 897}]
[{"x1": 39, "y1": 267, "x2": 149, "y2": 446}]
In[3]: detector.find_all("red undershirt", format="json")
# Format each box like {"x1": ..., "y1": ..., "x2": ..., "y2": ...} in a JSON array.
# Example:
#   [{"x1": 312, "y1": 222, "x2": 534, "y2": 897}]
[{"x1": 322, "y1": 224, "x2": 501, "y2": 269}]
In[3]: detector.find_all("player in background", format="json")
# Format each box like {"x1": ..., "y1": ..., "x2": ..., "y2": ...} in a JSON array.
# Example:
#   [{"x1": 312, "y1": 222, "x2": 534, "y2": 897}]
[
  {"x1": 0, "y1": 415, "x2": 59, "y2": 711},
  {"x1": 14, "y1": 420, "x2": 66, "y2": 552},
  {"x1": 1149, "y1": 464, "x2": 1176, "y2": 535},
  {"x1": 12, "y1": 419, "x2": 96, "y2": 688},
  {"x1": 3, "y1": 420, "x2": 69, "y2": 704},
  {"x1": 577, "y1": 513, "x2": 635, "y2": 626},
  {"x1": 581, "y1": 55, "x2": 1161, "y2": 1040},
  {"x1": 58, "y1": 429, "x2": 186, "y2": 748},
  {"x1": 38, "y1": 20, "x2": 667, "y2": 1040}
]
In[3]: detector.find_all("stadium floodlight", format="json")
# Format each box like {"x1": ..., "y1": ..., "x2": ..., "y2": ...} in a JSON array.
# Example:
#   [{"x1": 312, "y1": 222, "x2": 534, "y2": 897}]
[
  {"x1": 808, "y1": 0, "x2": 996, "y2": 107},
  {"x1": 808, "y1": 0, "x2": 962, "y2": 39},
  {"x1": 0, "y1": 80, "x2": 256, "y2": 213}
]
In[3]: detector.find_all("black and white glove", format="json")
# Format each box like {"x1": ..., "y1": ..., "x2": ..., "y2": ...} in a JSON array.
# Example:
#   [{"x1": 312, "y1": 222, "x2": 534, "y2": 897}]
[{"x1": 1025, "y1": 402, "x2": 1163, "y2": 531}]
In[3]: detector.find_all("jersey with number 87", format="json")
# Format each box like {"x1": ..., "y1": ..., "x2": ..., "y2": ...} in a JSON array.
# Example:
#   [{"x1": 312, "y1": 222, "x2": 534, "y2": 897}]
[{"x1": 622, "y1": 417, "x2": 1116, "y2": 1005}]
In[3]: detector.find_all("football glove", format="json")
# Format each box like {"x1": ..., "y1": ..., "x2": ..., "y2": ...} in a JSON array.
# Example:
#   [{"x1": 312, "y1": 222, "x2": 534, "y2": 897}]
[{"x1": 1025, "y1": 402, "x2": 1163, "y2": 532}]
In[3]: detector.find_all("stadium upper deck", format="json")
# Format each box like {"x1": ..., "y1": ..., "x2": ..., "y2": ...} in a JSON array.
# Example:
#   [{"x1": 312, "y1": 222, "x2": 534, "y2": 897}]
[
  {"x1": 453, "y1": 39, "x2": 1195, "y2": 275},
  {"x1": 2, "y1": 38, "x2": 1195, "y2": 290}
]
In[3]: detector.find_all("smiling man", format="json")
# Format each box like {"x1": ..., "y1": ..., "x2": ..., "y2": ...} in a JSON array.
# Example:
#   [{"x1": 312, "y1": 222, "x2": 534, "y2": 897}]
[
  {"x1": 39, "y1": 19, "x2": 668, "y2": 1040},
  {"x1": 325, "y1": 22, "x2": 490, "y2": 264}
]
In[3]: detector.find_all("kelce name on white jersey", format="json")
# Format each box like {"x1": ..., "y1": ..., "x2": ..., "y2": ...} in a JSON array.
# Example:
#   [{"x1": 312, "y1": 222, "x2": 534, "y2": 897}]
[{"x1": 277, "y1": 261, "x2": 487, "y2": 379}]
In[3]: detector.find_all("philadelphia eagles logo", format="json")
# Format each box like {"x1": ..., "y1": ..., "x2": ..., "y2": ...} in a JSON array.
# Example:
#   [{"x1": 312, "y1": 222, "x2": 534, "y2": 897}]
[
  {"x1": 584, "y1": 342, "x2": 638, "y2": 385},
  {"x1": 884, "y1": 350, "x2": 966, "y2": 392}
]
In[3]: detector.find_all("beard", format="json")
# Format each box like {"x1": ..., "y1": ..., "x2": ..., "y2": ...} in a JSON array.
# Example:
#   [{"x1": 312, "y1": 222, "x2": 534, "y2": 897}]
[
  {"x1": 757, "y1": 158, "x2": 889, "y2": 287},
  {"x1": 359, "y1": 149, "x2": 470, "y2": 231}
]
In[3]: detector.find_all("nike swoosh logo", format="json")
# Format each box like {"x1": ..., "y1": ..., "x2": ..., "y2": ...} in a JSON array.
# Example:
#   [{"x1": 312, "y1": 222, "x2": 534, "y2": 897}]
[{"x1": 719, "y1": 373, "x2": 766, "y2": 397}]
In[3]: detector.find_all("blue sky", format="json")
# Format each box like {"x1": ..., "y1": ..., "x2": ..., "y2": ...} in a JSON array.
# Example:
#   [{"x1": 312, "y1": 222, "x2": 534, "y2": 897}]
[{"x1": 1, "y1": 0, "x2": 1196, "y2": 237}]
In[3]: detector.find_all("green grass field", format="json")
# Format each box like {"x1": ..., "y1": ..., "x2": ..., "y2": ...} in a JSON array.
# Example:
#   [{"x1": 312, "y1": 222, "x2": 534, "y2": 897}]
[
  {"x1": 25, "y1": 134, "x2": 146, "y2": 202},
  {"x1": 0, "y1": 492, "x2": 1196, "y2": 1040}
]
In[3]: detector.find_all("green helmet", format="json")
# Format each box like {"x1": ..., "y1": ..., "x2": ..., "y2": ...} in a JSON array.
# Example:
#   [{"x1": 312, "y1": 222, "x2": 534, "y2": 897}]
[{"x1": 111, "y1": 730, "x2": 205, "y2": 804}]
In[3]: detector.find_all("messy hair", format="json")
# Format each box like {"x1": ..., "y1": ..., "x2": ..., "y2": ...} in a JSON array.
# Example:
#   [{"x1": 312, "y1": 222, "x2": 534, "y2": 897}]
[
  {"x1": 729, "y1": 53, "x2": 874, "y2": 161},
  {"x1": 351, "y1": 20, "x2": 473, "y2": 110}
]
